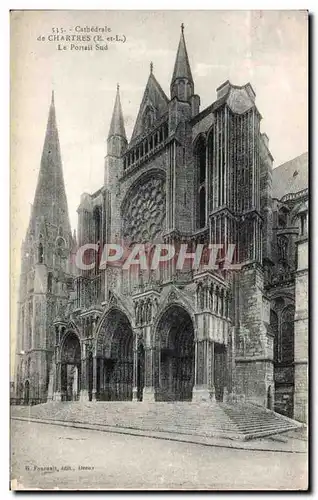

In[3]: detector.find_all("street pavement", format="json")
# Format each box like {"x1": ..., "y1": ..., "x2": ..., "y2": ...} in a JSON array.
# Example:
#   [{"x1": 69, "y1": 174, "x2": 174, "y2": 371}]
[{"x1": 11, "y1": 419, "x2": 308, "y2": 490}]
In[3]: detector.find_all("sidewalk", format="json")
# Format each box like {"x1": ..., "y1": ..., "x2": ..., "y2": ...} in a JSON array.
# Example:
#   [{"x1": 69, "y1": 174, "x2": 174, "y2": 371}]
[{"x1": 12, "y1": 415, "x2": 307, "y2": 454}]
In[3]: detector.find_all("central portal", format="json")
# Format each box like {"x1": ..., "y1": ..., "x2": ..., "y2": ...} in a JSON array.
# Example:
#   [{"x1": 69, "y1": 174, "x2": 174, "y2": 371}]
[
  {"x1": 96, "y1": 309, "x2": 133, "y2": 401},
  {"x1": 158, "y1": 305, "x2": 195, "y2": 401}
]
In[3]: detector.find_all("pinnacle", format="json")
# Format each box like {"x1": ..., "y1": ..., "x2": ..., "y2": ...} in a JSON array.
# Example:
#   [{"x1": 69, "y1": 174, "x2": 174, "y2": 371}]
[
  {"x1": 108, "y1": 85, "x2": 127, "y2": 141},
  {"x1": 171, "y1": 24, "x2": 193, "y2": 85}
]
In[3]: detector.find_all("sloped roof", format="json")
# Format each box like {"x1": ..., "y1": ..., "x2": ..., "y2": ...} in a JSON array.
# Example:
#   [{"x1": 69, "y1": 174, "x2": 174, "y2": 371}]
[{"x1": 272, "y1": 152, "x2": 308, "y2": 200}]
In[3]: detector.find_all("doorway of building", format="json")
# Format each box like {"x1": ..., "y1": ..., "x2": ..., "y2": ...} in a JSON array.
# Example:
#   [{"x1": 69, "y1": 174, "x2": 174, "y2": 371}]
[
  {"x1": 24, "y1": 380, "x2": 30, "y2": 405},
  {"x1": 96, "y1": 309, "x2": 134, "y2": 401},
  {"x1": 60, "y1": 331, "x2": 81, "y2": 401},
  {"x1": 214, "y1": 343, "x2": 227, "y2": 402},
  {"x1": 158, "y1": 305, "x2": 195, "y2": 401}
]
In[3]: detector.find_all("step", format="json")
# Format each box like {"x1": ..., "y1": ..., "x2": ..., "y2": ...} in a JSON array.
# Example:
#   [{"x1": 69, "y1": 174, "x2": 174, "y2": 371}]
[{"x1": 11, "y1": 401, "x2": 302, "y2": 441}]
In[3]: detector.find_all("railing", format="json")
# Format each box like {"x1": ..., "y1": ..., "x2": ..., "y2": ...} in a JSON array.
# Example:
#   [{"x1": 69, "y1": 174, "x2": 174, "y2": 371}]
[
  {"x1": 123, "y1": 119, "x2": 169, "y2": 176},
  {"x1": 281, "y1": 188, "x2": 308, "y2": 203}
]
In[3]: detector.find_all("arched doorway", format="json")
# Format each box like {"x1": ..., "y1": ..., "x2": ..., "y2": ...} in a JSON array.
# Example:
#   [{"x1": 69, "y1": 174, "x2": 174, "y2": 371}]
[
  {"x1": 214, "y1": 343, "x2": 226, "y2": 402},
  {"x1": 96, "y1": 309, "x2": 133, "y2": 401},
  {"x1": 157, "y1": 305, "x2": 195, "y2": 401},
  {"x1": 60, "y1": 332, "x2": 81, "y2": 401},
  {"x1": 24, "y1": 380, "x2": 30, "y2": 405}
]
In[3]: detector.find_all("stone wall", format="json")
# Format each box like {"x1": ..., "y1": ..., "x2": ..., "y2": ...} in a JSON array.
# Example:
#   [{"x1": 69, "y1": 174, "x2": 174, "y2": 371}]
[
  {"x1": 294, "y1": 237, "x2": 308, "y2": 422},
  {"x1": 235, "y1": 265, "x2": 274, "y2": 406}
]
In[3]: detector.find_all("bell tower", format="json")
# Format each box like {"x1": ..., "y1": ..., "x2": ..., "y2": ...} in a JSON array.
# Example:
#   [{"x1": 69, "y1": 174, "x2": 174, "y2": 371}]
[
  {"x1": 104, "y1": 84, "x2": 127, "y2": 240},
  {"x1": 15, "y1": 92, "x2": 74, "y2": 403}
]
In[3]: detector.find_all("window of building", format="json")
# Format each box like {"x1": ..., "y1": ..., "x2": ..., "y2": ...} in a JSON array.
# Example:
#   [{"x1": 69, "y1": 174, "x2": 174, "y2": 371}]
[
  {"x1": 270, "y1": 310, "x2": 279, "y2": 363},
  {"x1": 195, "y1": 136, "x2": 206, "y2": 229},
  {"x1": 199, "y1": 186, "x2": 206, "y2": 229},
  {"x1": 93, "y1": 206, "x2": 102, "y2": 243},
  {"x1": 300, "y1": 212, "x2": 307, "y2": 236},
  {"x1": 38, "y1": 242, "x2": 44, "y2": 264},
  {"x1": 278, "y1": 207, "x2": 288, "y2": 228},
  {"x1": 142, "y1": 107, "x2": 154, "y2": 133},
  {"x1": 281, "y1": 306, "x2": 295, "y2": 364},
  {"x1": 197, "y1": 139, "x2": 206, "y2": 185},
  {"x1": 47, "y1": 272, "x2": 53, "y2": 293}
]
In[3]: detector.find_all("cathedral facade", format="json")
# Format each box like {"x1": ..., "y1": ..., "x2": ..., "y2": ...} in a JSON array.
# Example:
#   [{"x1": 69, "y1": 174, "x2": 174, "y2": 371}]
[{"x1": 14, "y1": 27, "x2": 308, "y2": 422}]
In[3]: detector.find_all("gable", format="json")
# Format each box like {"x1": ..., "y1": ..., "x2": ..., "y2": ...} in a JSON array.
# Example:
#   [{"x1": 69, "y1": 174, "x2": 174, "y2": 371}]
[{"x1": 129, "y1": 73, "x2": 169, "y2": 146}]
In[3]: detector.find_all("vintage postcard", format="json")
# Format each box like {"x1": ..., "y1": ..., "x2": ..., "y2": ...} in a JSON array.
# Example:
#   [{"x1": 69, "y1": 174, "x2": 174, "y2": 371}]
[{"x1": 10, "y1": 10, "x2": 308, "y2": 490}]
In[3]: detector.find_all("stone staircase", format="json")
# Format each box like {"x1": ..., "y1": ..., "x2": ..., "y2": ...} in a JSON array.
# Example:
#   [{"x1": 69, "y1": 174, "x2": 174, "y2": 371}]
[{"x1": 11, "y1": 401, "x2": 302, "y2": 441}]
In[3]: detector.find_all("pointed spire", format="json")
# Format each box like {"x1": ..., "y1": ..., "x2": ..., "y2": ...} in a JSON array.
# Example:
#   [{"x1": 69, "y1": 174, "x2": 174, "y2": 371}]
[
  {"x1": 31, "y1": 93, "x2": 70, "y2": 232},
  {"x1": 71, "y1": 229, "x2": 77, "y2": 253},
  {"x1": 171, "y1": 23, "x2": 193, "y2": 86},
  {"x1": 108, "y1": 84, "x2": 127, "y2": 141}
]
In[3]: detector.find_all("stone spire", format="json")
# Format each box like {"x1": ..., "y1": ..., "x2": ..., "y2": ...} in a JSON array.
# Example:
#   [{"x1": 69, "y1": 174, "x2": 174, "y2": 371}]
[
  {"x1": 171, "y1": 23, "x2": 194, "y2": 93},
  {"x1": 108, "y1": 84, "x2": 127, "y2": 141},
  {"x1": 31, "y1": 91, "x2": 70, "y2": 229}
]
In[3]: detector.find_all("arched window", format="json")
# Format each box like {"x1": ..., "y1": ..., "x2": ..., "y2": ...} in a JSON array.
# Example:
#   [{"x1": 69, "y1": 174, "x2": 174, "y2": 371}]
[
  {"x1": 199, "y1": 186, "x2": 206, "y2": 229},
  {"x1": 281, "y1": 306, "x2": 295, "y2": 364},
  {"x1": 299, "y1": 212, "x2": 308, "y2": 236},
  {"x1": 38, "y1": 242, "x2": 44, "y2": 264},
  {"x1": 278, "y1": 207, "x2": 288, "y2": 228},
  {"x1": 194, "y1": 136, "x2": 206, "y2": 229},
  {"x1": 270, "y1": 310, "x2": 279, "y2": 363},
  {"x1": 142, "y1": 107, "x2": 154, "y2": 133},
  {"x1": 179, "y1": 80, "x2": 185, "y2": 101},
  {"x1": 47, "y1": 272, "x2": 53, "y2": 293},
  {"x1": 196, "y1": 137, "x2": 206, "y2": 185},
  {"x1": 93, "y1": 206, "x2": 102, "y2": 243}
]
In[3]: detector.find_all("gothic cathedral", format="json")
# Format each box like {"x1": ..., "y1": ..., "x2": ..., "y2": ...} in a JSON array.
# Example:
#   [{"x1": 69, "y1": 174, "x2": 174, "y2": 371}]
[{"x1": 14, "y1": 27, "x2": 308, "y2": 422}]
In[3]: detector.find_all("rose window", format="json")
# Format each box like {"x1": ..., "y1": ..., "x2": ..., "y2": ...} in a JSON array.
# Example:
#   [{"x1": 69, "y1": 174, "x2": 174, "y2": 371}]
[{"x1": 123, "y1": 177, "x2": 166, "y2": 243}]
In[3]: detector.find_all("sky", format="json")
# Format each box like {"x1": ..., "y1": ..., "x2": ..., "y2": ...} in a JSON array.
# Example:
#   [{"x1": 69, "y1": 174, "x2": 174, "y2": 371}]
[{"x1": 10, "y1": 10, "x2": 308, "y2": 372}]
